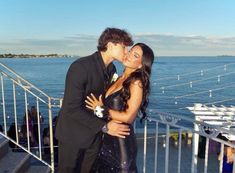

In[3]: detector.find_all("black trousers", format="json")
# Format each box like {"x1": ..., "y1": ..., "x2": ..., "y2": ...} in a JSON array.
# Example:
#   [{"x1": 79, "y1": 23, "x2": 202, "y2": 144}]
[{"x1": 58, "y1": 134, "x2": 102, "y2": 173}]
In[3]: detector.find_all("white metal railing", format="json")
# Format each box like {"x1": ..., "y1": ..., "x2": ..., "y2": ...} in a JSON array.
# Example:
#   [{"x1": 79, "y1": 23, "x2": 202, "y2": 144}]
[
  {"x1": 140, "y1": 110, "x2": 235, "y2": 173},
  {"x1": 0, "y1": 62, "x2": 62, "y2": 172},
  {"x1": 2, "y1": 61, "x2": 235, "y2": 173}
]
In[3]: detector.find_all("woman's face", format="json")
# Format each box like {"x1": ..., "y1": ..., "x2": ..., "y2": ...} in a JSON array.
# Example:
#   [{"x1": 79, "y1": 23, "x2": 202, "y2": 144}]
[{"x1": 123, "y1": 45, "x2": 143, "y2": 69}]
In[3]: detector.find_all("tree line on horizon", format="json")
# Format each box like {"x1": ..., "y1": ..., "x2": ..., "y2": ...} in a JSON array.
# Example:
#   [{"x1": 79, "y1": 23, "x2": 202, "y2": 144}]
[{"x1": 0, "y1": 53, "x2": 77, "y2": 58}]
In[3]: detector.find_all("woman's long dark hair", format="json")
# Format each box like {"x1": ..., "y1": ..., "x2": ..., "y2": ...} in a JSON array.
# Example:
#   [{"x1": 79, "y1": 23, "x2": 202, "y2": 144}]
[{"x1": 120, "y1": 43, "x2": 155, "y2": 122}]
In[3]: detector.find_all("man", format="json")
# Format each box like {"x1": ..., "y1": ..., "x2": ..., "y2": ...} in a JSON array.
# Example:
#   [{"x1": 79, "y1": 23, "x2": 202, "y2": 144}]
[{"x1": 55, "y1": 27, "x2": 133, "y2": 173}]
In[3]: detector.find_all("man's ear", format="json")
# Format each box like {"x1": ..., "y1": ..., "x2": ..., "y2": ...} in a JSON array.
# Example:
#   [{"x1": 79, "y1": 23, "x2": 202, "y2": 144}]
[
  {"x1": 107, "y1": 42, "x2": 112, "y2": 50},
  {"x1": 107, "y1": 42, "x2": 115, "y2": 51}
]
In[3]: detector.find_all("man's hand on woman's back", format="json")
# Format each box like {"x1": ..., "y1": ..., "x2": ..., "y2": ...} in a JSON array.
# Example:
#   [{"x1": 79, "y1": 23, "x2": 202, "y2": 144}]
[{"x1": 107, "y1": 120, "x2": 130, "y2": 138}]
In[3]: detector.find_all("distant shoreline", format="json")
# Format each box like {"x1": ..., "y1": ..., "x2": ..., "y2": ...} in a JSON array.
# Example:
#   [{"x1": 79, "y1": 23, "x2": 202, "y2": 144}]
[
  {"x1": 216, "y1": 55, "x2": 235, "y2": 57},
  {"x1": 0, "y1": 54, "x2": 234, "y2": 59},
  {"x1": 0, "y1": 54, "x2": 78, "y2": 58}
]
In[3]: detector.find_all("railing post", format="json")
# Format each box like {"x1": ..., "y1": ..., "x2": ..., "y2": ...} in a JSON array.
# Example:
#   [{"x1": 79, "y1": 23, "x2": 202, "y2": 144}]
[
  {"x1": 1, "y1": 74, "x2": 7, "y2": 135},
  {"x1": 143, "y1": 120, "x2": 147, "y2": 173},
  {"x1": 36, "y1": 98, "x2": 42, "y2": 159},
  {"x1": 59, "y1": 98, "x2": 63, "y2": 108},
  {"x1": 165, "y1": 125, "x2": 170, "y2": 173},
  {"x1": 204, "y1": 138, "x2": 209, "y2": 173},
  {"x1": 154, "y1": 122, "x2": 159, "y2": 173},
  {"x1": 12, "y1": 81, "x2": 19, "y2": 144},
  {"x1": 192, "y1": 121, "x2": 199, "y2": 173},
  {"x1": 219, "y1": 143, "x2": 224, "y2": 173},
  {"x1": 24, "y1": 90, "x2": 30, "y2": 151},
  {"x1": 178, "y1": 129, "x2": 182, "y2": 173},
  {"x1": 48, "y1": 97, "x2": 55, "y2": 172}
]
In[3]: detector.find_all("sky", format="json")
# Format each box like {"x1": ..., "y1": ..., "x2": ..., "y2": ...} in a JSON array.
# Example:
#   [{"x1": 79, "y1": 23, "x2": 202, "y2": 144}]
[{"x1": 0, "y1": 0, "x2": 235, "y2": 56}]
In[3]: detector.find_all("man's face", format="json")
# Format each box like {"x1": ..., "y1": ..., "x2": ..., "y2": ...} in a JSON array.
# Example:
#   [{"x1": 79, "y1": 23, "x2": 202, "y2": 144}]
[{"x1": 110, "y1": 43, "x2": 128, "y2": 62}]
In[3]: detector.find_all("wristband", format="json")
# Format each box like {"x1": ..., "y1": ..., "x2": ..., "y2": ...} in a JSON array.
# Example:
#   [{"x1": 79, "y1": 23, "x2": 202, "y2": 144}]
[
  {"x1": 94, "y1": 105, "x2": 109, "y2": 119},
  {"x1": 102, "y1": 124, "x2": 109, "y2": 133}
]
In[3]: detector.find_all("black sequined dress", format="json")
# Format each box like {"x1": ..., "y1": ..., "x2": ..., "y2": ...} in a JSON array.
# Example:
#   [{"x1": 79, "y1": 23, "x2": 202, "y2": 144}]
[{"x1": 94, "y1": 90, "x2": 138, "y2": 173}]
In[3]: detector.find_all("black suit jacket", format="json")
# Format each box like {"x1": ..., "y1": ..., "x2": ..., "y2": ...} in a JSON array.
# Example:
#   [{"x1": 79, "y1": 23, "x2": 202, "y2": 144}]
[{"x1": 55, "y1": 52, "x2": 116, "y2": 148}]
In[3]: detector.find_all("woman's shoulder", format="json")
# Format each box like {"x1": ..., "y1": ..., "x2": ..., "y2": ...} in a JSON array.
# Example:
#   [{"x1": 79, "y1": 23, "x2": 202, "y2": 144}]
[{"x1": 131, "y1": 80, "x2": 143, "y2": 88}]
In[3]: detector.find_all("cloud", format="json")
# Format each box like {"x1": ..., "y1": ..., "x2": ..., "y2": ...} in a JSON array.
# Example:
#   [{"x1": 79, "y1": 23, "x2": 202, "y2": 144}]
[
  {"x1": 134, "y1": 34, "x2": 235, "y2": 56},
  {"x1": 0, "y1": 34, "x2": 235, "y2": 56},
  {"x1": 0, "y1": 35, "x2": 98, "y2": 55}
]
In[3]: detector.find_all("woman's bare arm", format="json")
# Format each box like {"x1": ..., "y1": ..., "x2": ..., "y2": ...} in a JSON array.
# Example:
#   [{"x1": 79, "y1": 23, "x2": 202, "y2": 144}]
[{"x1": 109, "y1": 80, "x2": 143, "y2": 124}]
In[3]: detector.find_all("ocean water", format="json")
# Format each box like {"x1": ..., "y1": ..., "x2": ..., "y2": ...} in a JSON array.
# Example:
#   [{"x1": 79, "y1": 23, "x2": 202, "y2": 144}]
[{"x1": 1, "y1": 56, "x2": 235, "y2": 125}]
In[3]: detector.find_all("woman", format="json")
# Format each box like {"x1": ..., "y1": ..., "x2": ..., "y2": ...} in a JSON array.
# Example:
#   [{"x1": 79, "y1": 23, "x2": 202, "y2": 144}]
[{"x1": 86, "y1": 43, "x2": 154, "y2": 172}]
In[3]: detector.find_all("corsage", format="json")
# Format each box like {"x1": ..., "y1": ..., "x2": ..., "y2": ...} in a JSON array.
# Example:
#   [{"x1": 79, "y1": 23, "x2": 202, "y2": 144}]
[{"x1": 94, "y1": 105, "x2": 109, "y2": 120}]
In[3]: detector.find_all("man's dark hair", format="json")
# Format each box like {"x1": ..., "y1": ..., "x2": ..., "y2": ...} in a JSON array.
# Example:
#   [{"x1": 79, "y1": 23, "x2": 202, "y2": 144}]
[{"x1": 97, "y1": 27, "x2": 133, "y2": 51}]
